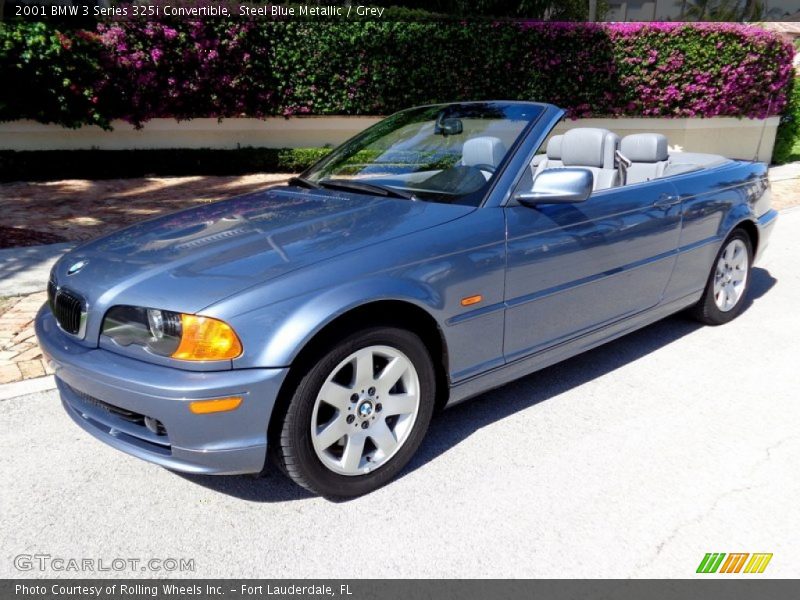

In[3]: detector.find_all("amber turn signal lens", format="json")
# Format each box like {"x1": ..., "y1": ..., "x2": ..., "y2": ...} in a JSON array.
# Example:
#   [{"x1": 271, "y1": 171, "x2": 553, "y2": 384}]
[
  {"x1": 189, "y1": 396, "x2": 243, "y2": 414},
  {"x1": 460, "y1": 294, "x2": 483, "y2": 307},
  {"x1": 171, "y1": 314, "x2": 243, "y2": 361}
]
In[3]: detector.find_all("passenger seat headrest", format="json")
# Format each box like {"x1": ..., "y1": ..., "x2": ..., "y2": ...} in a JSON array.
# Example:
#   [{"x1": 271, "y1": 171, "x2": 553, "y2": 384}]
[
  {"x1": 561, "y1": 128, "x2": 617, "y2": 169},
  {"x1": 462, "y1": 136, "x2": 507, "y2": 169},
  {"x1": 546, "y1": 135, "x2": 563, "y2": 160},
  {"x1": 603, "y1": 131, "x2": 620, "y2": 169},
  {"x1": 620, "y1": 134, "x2": 669, "y2": 163}
]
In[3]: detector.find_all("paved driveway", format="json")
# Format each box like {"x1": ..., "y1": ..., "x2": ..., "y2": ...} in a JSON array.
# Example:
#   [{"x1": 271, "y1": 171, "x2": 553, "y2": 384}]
[{"x1": 1, "y1": 210, "x2": 798, "y2": 579}]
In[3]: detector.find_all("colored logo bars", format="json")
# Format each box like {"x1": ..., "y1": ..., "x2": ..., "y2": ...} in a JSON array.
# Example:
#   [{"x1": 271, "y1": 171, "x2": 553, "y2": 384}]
[{"x1": 697, "y1": 553, "x2": 773, "y2": 574}]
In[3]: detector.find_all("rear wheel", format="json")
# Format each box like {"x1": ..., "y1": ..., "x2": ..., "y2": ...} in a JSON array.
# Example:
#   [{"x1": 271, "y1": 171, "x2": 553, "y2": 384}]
[
  {"x1": 273, "y1": 327, "x2": 435, "y2": 497},
  {"x1": 689, "y1": 229, "x2": 753, "y2": 325}
]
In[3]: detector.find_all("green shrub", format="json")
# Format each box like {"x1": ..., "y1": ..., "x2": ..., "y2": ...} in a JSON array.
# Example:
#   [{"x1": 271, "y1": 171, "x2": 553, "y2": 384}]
[
  {"x1": 773, "y1": 76, "x2": 800, "y2": 164},
  {"x1": 276, "y1": 147, "x2": 332, "y2": 171},
  {"x1": 0, "y1": 22, "x2": 108, "y2": 128},
  {"x1": 0, "y1": 22, "x2": 793, "y2": 129}
]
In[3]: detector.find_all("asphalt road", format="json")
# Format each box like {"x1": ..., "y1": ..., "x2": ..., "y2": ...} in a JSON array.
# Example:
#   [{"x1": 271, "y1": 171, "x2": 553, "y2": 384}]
[{"x1": 2, "y1": 210, "x2": 799, "y2": 579}]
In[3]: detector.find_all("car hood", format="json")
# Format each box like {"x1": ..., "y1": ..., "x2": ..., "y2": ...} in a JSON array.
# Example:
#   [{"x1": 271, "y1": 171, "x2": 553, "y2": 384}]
[{"x1": 56, "y1": 187, "x2": 474, "y2": 314}]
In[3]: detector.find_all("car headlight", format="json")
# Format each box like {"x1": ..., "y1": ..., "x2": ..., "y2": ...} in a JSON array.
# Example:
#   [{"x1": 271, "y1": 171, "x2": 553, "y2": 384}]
[{"x1": 102, "y1": 306, "x2": 242, "y2": 361}]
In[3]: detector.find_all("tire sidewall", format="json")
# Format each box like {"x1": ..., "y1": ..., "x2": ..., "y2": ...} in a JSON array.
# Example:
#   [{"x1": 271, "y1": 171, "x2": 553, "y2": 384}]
[
  {"x1": 284, "y1": 327, "x2": 436, "y2": 498},
  {"x1": 700, "y1": 229, "x2": 754, "y2": 324}
]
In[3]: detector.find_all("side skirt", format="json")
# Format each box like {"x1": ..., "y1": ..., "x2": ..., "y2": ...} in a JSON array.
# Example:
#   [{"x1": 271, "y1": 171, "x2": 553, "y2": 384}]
[{"x1": 445, "y1": 291, "x2": 702, "y2": 408}]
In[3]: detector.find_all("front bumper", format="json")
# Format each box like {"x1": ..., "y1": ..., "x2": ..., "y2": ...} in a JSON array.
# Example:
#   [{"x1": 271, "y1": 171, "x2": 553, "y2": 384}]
[{"x1": 35, "y1": 307, "x2": 289, "y2": 475}]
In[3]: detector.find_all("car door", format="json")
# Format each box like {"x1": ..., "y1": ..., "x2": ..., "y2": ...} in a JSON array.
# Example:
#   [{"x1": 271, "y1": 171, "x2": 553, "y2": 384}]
[{"x1": 502, "y1": 179, "x2": 682, "y2": 362}]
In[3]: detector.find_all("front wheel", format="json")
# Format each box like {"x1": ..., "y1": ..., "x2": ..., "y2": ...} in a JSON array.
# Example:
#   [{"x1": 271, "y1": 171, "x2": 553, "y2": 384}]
[
  {"x1": 273, "y1": 327, "x2": 436, "y2": 497},
  {"x1": 689, "y1": 229, "x2": 753, "y2": 325}
]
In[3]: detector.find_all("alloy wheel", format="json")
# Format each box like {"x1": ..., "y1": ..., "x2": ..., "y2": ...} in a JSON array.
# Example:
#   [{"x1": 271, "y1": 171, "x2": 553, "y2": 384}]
[
  {"x1": 713, "y1": 238, "x2": 749, "y2": 312},
  {"x1": 310, "y1": 345, "x2": 420, "y2": 476}
]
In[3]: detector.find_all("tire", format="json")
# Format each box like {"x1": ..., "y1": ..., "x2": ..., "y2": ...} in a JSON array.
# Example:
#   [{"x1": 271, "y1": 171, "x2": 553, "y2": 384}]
[
  {"x1": 689, "y1": 228, "x2": 753, "y2": 325},
  {"x1": 273, "y1": 327, "x2": 436, "y2": 498}
]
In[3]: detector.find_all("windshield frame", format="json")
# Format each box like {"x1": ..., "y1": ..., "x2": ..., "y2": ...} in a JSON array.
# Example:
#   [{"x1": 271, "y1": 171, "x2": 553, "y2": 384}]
[{"x1": 298, "y1": 101, "x2": 548, "y2": 208}]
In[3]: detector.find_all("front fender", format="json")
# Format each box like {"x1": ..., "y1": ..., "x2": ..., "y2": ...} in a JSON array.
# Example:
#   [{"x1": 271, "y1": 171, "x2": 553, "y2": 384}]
[
  {"x1": 202, "y1": 207, "x2": 507, "y2": 379},
  {"x1": 221, "y1": 277, "x2": 443, "y2": 369}
]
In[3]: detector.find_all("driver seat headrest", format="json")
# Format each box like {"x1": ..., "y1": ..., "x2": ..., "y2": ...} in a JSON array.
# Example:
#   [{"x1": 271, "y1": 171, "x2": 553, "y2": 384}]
[
  {"x1": 462, "y1": 136, "x2": 507, "y2": 169},
  {"x1": 561, "y1": 128, "x2": 618, "y2": 169},
  {"x1": 546, "y1": 135, "x2": 563, "y2": 160}
]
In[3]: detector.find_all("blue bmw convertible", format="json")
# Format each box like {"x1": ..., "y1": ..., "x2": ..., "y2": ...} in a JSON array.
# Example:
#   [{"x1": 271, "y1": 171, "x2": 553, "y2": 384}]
[{"x1": 36, "y1": 101, "x2": 777, "y2": 496}]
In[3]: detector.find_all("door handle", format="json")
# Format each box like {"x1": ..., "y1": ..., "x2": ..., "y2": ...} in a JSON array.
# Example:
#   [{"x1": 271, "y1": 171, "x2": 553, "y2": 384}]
[{"x1": 653, "y1": 194, "x2": 680, "y2": 209}]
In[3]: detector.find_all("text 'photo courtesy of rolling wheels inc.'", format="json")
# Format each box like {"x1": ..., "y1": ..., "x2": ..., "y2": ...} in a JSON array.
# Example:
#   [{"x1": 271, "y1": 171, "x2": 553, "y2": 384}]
[{"x1": 1, "y1": 0, "x2": 799, "y2": 596}]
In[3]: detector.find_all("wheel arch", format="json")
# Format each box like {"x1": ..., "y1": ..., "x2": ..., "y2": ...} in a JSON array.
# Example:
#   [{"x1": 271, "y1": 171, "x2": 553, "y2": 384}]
[
  {"x1": 719, "y1": 200, "x2": 759, "y2": 256},
  {"x1": 735, "y1": 218, "x2": 759, "y2": 256},
  {"x1": 266, "y1": 299, "x2": 451, "y2": 449}
]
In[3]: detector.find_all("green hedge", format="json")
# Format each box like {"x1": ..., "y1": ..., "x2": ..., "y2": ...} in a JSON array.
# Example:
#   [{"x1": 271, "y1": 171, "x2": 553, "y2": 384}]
[
  {"x1": 773, "y1": 40, "x2": 800, "y2": 164},
  {"x1": 773, "y1": 76, "x2": 800, "y2": 164},
  {"x1": 0, "y1": 21, "x2": 793, "y2": 129},
  {"x1": 0, "y1": 22, "x2": 106, "y2": 128}
]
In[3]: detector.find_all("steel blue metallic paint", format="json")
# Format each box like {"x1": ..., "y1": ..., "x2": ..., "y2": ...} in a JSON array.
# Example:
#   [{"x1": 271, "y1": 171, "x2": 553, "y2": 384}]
[
  {"x1": 503, "y1": 178, "x2": 683, "y2": 360},
  {"x1": 36, "y1": 101, "x2": 777, "y2": 476},
  {"x1": 209, "y1": 206, "x2": 507, "y2": 380},
  {"x1": 50, "y1": 190, "x2": 470, "y2": 343},
  {"x1": 37, "y1": 307, "x2": 287, "y2": 474}
]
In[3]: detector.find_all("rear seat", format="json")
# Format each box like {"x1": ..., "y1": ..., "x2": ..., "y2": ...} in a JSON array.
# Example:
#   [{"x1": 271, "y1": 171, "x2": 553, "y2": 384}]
[
  {"x1": 559, "y1": 128, "x2": 620, "y2": 190},
  {"x1": 524, "y1": 129, "x2": 726, "y2": 195},
  {"x1": 524, "y1": 130, "x2": 726, "y2": 193},
  {"x1": 619, "y1": 133, "x2": 669, "y2": 184}
]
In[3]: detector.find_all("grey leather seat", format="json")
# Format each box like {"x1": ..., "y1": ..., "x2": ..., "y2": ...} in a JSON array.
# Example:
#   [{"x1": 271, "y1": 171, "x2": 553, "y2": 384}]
[
  {"x1": 461, "y1": 136, "x2": 507, "y2": 179},
  {"x1": 533, "y1": 135, "x2": 564, "y2": 176},
  {"x1": 559, "y1": 128, "x2": 620, "y2": 190},
  {"x1": 619, "y1": 133, "x2": 669, "y2": 184}
]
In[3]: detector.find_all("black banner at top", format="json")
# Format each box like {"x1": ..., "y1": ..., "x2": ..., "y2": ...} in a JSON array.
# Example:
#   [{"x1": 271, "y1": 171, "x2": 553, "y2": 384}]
[{"x1": 3, "y1": 0, "x2": 800, "y2": 23}]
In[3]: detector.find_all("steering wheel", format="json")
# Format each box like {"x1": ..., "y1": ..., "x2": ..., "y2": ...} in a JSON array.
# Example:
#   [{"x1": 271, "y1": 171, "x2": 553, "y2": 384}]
[{"x1": 470, "y1": 163, "x2": 496, "y2": 174}]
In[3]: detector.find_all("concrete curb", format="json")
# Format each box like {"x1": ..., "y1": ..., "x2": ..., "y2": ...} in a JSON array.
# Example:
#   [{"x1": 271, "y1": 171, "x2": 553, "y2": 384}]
[{"x1": 0, "y1": 375, "x2": 56, "y2": 401}]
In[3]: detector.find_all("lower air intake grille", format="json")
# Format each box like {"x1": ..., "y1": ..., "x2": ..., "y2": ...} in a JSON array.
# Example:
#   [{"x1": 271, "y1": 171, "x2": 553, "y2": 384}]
[{"x1": 70, "y1": 386, "x2": 167, "y2": 436}]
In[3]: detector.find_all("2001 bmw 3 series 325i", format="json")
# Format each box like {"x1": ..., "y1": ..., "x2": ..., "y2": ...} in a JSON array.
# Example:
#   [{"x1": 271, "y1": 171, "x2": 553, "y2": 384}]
[{"x1": 37, "y1": 102, "x2": 777, "y2": 497}]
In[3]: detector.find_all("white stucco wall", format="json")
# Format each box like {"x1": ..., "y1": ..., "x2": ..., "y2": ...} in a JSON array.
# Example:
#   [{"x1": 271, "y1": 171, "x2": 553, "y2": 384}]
[
  {"x1": 553, "y1": 116, "x2": 780, "y2": 163},
  {"x1": 0, "y1": 115, "x2": 781, "y2": 163}
]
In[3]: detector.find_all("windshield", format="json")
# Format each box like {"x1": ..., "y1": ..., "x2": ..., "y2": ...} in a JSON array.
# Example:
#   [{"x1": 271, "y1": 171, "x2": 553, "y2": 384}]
[{"x1": 302, "y1": 102, "x2": 543, "y2": 206}]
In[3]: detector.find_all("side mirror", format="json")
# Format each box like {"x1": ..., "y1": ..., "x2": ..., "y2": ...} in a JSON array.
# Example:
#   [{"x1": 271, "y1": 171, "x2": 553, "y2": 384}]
[{"x1": 514, "y1": 168, "x2": 594, "y2": 207}]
